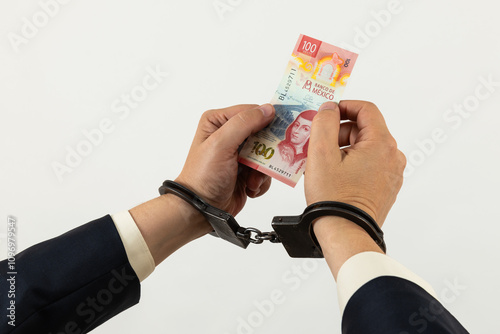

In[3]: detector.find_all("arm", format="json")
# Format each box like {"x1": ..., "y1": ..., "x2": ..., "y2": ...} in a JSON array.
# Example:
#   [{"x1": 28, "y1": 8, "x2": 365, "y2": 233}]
[
  {"x1": 0, "y1": 216, "x2": 140, "y2": 334},
  {"x1": 305, "y1": 101, "x2": 468, "y2": 333},
  {"x1": 0, "y1": 104, "x2": 275, "y2": 333},
  {"x1": 129, "y1": 103, "x2": 276, "y2": 266},
  {"x1": 306, "y1": 100, "x2": 403, "y2": 278}
]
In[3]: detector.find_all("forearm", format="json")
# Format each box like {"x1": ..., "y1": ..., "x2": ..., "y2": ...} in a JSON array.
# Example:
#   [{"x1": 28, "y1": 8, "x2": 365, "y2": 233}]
[
  {"x1": 129, "y1": 193, "x2": 212, "y2": 266},
  {"x1": 313, "y1": 216, "x2": 383, "y2": 280},
  {"x1": 0, "y1": 216, "x2": 140, "y2": 333}
]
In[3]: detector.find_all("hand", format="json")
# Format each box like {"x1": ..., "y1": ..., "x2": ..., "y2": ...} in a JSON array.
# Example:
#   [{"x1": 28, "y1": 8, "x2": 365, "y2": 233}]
[
  {"x1": 175, "y1": 104, "x2": 275, "y2": 216},
  {"x1": 305, "y1": 100, "x2": 406, "y2": 226}
]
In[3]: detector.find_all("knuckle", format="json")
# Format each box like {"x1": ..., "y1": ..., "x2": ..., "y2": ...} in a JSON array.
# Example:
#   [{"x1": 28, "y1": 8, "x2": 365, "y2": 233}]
[
  {"x1": 313, "y1": 109, "x2": 336, "y2": 124},
  {"x1": 386, "y1": 137, "x2": 398, "y2": 150},
  {"x1": 398, "y1": 150, "x2": 407, "y2": 170},
  {"x1": 234, "y1": 112, "x2": 255, "y2": 130},
  {"x1": 380, "y1": 138, "x2": 407, "y2": 173},
  {"x1": 202, "y1": 108, "x2": 215, "y2": 118},
  {"x1": 360, "y1": 101, "x2": 378, "y2": 111},
  {"x1": 200, "y1": 109, "x2": 215, "y2": 123},
  {"x1": 236, "y1": 111, "x2": 250, "y2": 124},
  {"x1": 380, "y1": 136, "x2": 398, "y2": 154}
]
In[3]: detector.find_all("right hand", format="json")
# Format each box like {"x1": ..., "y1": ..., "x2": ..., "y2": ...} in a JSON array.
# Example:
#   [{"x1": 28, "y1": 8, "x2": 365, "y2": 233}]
[
  {"x1": 305, "y1": 101, "x2": 406, "y2": 227},
  {"x1": 175, "y1": 104, "x2": 275, "y2": 217}
]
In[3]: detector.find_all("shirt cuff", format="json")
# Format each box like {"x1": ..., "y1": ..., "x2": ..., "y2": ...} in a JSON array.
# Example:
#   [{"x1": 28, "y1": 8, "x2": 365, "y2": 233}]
[
  {"x1": 336, "y1": 251, "x2": 438, "y2": 316},
  {"x1": 111, "y1": 211, "x2": 155, "y2": 282}
]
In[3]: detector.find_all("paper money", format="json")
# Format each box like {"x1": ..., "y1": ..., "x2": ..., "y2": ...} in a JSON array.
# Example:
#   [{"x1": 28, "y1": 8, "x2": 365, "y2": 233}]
[{"x1": 238, "y1": 35, "x2": 359, "y2": 187}]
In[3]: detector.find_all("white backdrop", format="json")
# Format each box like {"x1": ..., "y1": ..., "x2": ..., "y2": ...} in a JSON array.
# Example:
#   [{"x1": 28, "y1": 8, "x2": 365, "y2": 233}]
[{"x1": 1, "y1": 0, "x2": 499, "y2": 333}]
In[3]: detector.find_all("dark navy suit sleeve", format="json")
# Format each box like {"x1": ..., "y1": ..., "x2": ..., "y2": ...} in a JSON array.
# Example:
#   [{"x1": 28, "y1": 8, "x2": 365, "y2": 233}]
[
  {"x1": 0, "y1": 215, "x2": 141, "y2": 334},
  {"x1": 342, "y1": 276, "x2": 469, "y2": 334}
]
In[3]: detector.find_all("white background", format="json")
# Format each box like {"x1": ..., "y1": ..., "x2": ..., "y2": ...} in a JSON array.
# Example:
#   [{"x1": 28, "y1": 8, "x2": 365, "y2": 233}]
[{"x1": 1, "y1": 0, "x2": 499, "y2": 333}]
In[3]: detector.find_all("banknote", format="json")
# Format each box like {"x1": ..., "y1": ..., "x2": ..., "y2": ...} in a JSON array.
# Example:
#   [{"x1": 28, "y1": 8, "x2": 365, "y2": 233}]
[{"x1": 238, "y1": 34, "x2": 359, "y2": 187}]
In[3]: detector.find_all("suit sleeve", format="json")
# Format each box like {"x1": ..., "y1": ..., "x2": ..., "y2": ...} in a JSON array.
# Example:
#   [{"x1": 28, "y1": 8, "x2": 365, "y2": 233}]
[
  {"x1": 0, "y1": 215, "x2": 141, "y2": 334},
  {"x1": 338, "y1": 252, "x2": 469, "y2": 334}
]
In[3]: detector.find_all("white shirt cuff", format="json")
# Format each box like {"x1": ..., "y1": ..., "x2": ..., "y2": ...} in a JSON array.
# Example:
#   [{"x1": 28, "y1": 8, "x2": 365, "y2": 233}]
[
  {"x1": 336, "y1": 251, "x2": 438, "y2": 316},
  {"x1": 111, "y1": 211, "x2": 155, "y2": 282}
]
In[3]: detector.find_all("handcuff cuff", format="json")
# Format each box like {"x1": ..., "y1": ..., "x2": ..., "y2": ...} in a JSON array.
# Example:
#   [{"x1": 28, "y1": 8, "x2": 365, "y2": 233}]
[{"x1": 159, "y1": 180, "x2": 386, "y2": 258}]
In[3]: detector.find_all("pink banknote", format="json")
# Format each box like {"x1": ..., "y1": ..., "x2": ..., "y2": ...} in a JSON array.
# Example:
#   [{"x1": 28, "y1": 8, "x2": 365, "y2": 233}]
[{"x1": 238, "y1": 35, "x2": 359, "y2": 187}]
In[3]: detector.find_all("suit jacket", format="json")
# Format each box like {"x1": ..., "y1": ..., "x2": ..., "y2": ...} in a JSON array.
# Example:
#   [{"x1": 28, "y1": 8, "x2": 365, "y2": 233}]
[
  {"x1": 0, "y1": 215, "x2": 140, "y2": 334},
  {"x1": 342, "y1": 276, "x2": 468, "y2": 333},
  {"x1": 1, "y1": 214, "x2": 469, "y2": 333}
]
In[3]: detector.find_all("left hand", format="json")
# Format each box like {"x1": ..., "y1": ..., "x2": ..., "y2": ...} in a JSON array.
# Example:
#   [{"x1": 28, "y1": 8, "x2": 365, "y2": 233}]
[
  {"x1": 305, "y1": 101, "x2": 406, "y2": 226},
  {"x1": 175, "y1": 104, "x2": 275, "y2": 216}
]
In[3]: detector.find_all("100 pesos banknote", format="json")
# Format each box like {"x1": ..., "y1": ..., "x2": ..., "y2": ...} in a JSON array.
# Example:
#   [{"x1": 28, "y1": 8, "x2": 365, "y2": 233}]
[{"x1": 238, "y1": 35, "x2": 359, "y2": 187}]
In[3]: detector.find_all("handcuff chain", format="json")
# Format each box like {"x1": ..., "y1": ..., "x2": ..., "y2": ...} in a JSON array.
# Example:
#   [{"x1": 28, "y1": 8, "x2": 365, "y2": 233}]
[{"x1": 237, "y1": 227, "x2": 281, "y2": 244}]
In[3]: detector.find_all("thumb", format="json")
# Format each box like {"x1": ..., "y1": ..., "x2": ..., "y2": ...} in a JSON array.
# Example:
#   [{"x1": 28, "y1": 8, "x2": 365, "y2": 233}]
[
  {"x1": 213, "y1": 104, "x2": 275, "y2": 151},
  {"x1": 309, "y1": 102, "x2": 342, "y2": 163}
]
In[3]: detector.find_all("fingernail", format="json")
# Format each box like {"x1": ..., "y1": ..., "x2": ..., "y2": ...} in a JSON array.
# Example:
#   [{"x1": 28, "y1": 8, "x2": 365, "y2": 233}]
[
  {"x1": 318, "y1": 101, "x2": 338, "y2": 112},
  {"x1": 259, "y1": 104, "x2": 274, "y2": 117}
]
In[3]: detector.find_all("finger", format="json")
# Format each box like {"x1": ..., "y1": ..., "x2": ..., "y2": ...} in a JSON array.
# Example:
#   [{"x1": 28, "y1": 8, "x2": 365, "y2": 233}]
[
  {"x1": 338, "y1": 100, "x2": 390, "y2": 139},
  {"x1": 209, "y1": 104, "x2": 275, "y2": 152},
  {"x1": 195, "y1": 104, "x2": 259, "y2": 143},
  {"x1": 338, "y1": 121, "x2": 359, "y2": 147},
  {"x1": 245, "y1": 168, "x2": 271, "y2": 198},
  {"x1": 249, "y1": 176, "x2": 272, "y2": 198},
  {"x1": 309, "y1": 101, "x2": 342, "y2": 162}
]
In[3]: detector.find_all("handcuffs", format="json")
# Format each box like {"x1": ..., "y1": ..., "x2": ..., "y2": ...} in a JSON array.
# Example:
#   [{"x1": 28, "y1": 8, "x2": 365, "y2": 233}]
[{"x1": 159, "y1": 180, "x2": 386, "y2": 258}]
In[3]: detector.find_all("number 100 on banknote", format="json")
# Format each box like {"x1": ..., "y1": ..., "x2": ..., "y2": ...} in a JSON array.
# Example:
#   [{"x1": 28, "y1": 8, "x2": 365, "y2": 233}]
[{"x1": 238, "y1": 35, "x2": 359, "y2": 187}]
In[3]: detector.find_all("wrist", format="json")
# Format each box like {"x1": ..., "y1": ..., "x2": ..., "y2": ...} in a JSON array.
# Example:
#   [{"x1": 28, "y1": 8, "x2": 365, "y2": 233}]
[
  {"x1": 306, "y1": 195, "x2": 379, "y2": 225},
  {"x1": 130, "y1": 194, "x2": 212, "y2": 266},
  {"x1": 313, "y1": 216, "x2": 383, "y2": 279},
  {"x1": 314, "y1": 216, "x2": 377, "y2": 252},
  {"x1": 159, "y1": 193, "x2": 213, "y2": 235}
]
